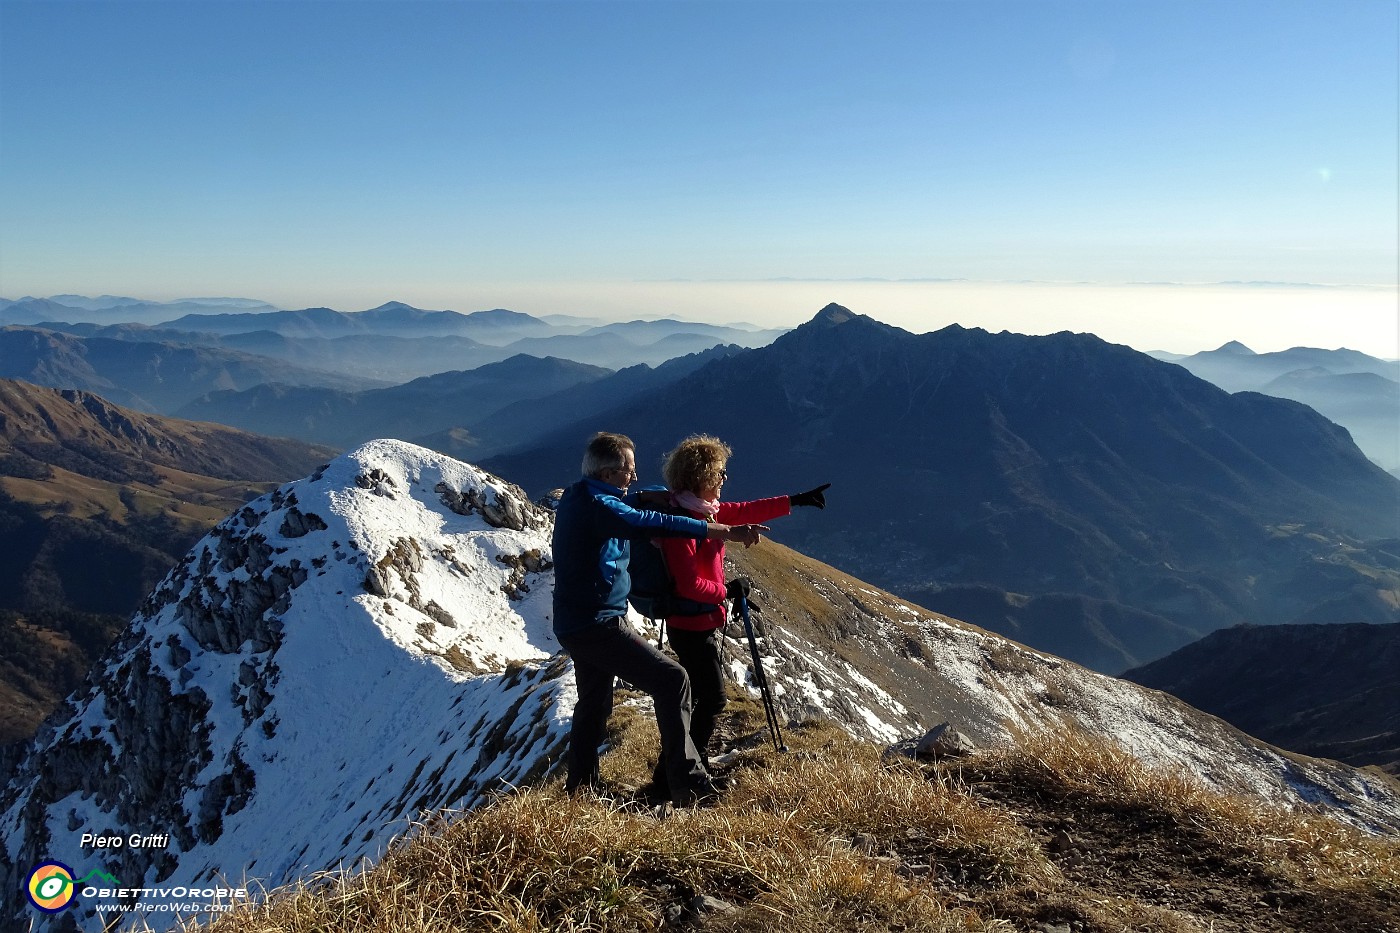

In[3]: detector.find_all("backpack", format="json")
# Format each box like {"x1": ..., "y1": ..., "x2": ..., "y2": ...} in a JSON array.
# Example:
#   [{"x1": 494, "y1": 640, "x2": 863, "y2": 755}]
[
  {"x1": 627, "y1": 537, "x2": 680, "y2": 620},
  {"x1": 626, "y1": 495, "x2": 721, "y2": 620}
]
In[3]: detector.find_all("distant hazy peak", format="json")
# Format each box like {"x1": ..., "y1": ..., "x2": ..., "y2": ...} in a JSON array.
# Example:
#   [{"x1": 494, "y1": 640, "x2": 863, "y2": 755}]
[
  {"x1": 811, "y1": 303, "x2": 858, "y2": 326},
  {"x1": 1212, "y1": 340, "x2": 1256, "y2": 355},
  {"x1": 365, "y1": 300, "x2": 424, "y2": 313},
  {"x1": 469, "y1": 308, "x2": 541, "y2": 322}
]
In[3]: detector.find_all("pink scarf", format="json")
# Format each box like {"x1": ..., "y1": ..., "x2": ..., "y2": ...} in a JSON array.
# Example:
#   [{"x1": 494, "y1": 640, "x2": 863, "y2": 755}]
[{"x1": 673, "y1": 490, "x2": 720, "y2": 519}]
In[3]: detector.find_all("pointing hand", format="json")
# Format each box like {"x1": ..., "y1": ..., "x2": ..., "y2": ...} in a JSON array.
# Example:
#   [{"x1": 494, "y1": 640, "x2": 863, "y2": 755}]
[{"x1": 789, "y1": 483, "x2": 831, "y2": 509}]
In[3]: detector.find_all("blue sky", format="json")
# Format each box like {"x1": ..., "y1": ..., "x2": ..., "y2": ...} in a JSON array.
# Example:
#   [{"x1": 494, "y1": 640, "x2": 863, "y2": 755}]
[{"x1": 1, "y1": 0, "x2": 1396, "y2": 354}]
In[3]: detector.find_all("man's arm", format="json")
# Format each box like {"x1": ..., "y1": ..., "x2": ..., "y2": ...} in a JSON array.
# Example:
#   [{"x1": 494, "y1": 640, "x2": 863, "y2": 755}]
[{"x1": 597, "y1": 495, "x2": 765, "y2": 544}]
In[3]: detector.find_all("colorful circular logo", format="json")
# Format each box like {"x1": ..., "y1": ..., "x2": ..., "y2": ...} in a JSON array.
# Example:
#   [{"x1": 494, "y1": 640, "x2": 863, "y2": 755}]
[{"x1": 26, "y1": 861, "x2": 77, "y2": 913}]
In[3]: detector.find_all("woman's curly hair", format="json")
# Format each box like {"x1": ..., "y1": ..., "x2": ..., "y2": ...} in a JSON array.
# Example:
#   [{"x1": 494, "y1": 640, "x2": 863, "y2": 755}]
[{"x1": 662, "y1": 434, "x2": 732, "y2": 495}]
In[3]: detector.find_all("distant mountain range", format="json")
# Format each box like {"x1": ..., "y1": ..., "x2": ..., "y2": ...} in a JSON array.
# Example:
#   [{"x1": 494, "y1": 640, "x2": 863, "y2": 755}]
[
  {"x1": 160, "y1": 301, "x2": 553, "y2": 341},
  {"x1": 3, "y1": 297, "x2": 787, "y2": 380},
  {"x1": 1123, "y1": 622, "x2": 1400, "y2": 774},
  {"x1": 0, "y1": 295, "x2": 279, "y2": 326},
  {"x1": 0, "y1": 379, "x2": 334, "y2": 744},
  {"x1": 912, "y1": 585, "x2": 1201, "y2": 675},
  {"x1": 1154, "y1": 341, "x2": 1400, "y2": 471},
  {"x1": 416, "y1": 344, "x2": 749, "y2": 459},
  {"x1": 485, "y1": 305, "x2": 1400, "y2": 672},
  {"x1": 0, "y1": 326, "x2": 385, "y2": 413},
  {"x1": 176, "y1": 354, "x2": 616, "y2": 449}
]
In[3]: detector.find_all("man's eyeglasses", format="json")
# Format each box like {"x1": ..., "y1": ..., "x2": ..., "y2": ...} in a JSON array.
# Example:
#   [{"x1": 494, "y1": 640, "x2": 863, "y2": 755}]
[{"x1": 718, "y1": 469, "x2": 728, "y2": 480}]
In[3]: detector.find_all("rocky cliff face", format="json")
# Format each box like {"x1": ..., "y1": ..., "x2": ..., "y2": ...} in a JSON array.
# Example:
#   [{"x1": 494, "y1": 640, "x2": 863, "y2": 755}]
[{"x1": 3, "y1": 440, "x2": 1398, "y2": 931}]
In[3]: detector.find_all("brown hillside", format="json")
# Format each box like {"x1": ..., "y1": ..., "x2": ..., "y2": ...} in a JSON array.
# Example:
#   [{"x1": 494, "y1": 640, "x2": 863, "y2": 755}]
[{"x1": 0, "y1": 379, "x2": 335, "y2": 743}]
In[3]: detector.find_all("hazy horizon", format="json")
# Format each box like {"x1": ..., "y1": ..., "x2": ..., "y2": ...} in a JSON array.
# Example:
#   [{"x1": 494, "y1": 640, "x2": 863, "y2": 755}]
[{"x1": 7, "y1": 279, "x2": 1397, "y2": 360}]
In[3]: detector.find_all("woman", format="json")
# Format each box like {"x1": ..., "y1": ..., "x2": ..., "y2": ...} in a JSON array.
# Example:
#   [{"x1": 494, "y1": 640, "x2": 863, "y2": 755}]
[{"x1": 649, "y1": 434, "x2": 828, "y2": 793}]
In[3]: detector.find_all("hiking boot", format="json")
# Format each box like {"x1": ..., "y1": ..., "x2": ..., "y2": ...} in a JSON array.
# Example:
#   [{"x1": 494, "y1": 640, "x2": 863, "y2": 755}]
[
  {"x1": 673, "y1": 778, "x2": 720, "y2": 809},
  {"x1": 567, "y1": 780, "x2": 629, "y2": 807},
  {"x1": 641, "y1": 777, "x2": 671, "y2": 803}
]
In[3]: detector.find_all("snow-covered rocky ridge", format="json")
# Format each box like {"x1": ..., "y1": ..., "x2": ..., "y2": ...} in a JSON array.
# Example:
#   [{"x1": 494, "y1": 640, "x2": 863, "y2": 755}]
[
  {"x1": 3, "y1": 439, "x2": 1398, "y2": 931},
  {"x1": 1, "y1": 441, "x2": 568, "y2": 930}
]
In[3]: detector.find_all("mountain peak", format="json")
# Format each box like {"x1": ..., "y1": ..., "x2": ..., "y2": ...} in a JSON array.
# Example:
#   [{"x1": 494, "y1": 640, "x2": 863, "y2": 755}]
[
  {"x1": 1212, "y1": 340, "x2": 1256, "y2": 355},
  {"x1": 463, "y1": 308, "x2": 547, "y2": 326},
  {"x1": 807, "y1": 303, "x2": 859, "y2": 327},
  {"x1": 783, "y1": 304, "x2": 906, "y2": 347}
]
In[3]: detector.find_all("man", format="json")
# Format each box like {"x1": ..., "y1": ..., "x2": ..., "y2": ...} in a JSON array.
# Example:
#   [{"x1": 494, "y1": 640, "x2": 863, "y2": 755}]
[{"x1": 551, "y1": 431, "x2": 766, "y2": 804}]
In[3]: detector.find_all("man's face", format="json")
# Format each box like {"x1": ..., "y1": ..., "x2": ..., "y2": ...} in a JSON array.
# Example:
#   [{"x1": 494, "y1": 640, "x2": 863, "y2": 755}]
[{"x1": 604, "y1": 449, "x2": 637, "y2": 491}]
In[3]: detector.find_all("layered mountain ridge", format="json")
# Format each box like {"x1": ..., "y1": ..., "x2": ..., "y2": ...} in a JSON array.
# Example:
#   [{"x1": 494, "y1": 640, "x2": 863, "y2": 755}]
[
  {"x1": 7, "y1": 298, "x2": 787, "y2": 392},
  {"x1": 0, "y1": 326, "x2": 383, "y2": 413},
  {"x1": 1124, "y1": 622, "x2": 1400, "y2": 774},
  {"x1": 1157, "y1": 341, "x2": 1400, "y2": 471},
  {"x1": 3, "y1": 440, "x2": 1397, "y2": 931}
]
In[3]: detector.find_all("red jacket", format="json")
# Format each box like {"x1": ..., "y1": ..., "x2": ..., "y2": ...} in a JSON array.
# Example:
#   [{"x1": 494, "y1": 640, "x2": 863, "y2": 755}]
[{"x1": 660, "y1": 496, "x2": 791, "y2": 631}]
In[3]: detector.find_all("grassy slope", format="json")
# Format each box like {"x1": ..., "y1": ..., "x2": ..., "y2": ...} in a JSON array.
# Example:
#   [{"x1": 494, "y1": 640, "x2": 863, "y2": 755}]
[{"x1": 199, "y1": 697, "x2": 1399, "y2": 933}]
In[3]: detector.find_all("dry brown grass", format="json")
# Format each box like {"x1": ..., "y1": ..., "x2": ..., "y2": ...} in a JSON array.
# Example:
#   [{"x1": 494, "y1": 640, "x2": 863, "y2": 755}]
[
  {"x1": 197, "y1": 700, "x2": 1032, "y2": 933},
  {"x1": 190, "y1": 709, "x2": 1400, "y2": 933},
  {"x1": 197, "y1": 790, "x2": 1000, "y2": 933},
  {"x1": 971, "y1": 730, "x2": 1400, "y2": 898}
]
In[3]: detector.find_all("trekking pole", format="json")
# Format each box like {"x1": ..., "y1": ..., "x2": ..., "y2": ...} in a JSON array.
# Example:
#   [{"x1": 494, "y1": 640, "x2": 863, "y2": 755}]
[{"x1": 737, "y1": 595, "x2": 787, "y2": 753}]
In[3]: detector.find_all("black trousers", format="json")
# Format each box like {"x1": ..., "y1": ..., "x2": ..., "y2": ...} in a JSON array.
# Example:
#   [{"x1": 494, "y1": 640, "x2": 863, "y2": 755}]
[
  {"x1": 651, "y1": 625, "x2": 727, "y2": 791},
  {"x1": 557, "y1": 617, "x2": 710, "y2": 796},
  {"x1": 669, "y1": 626, "x2": 727, "y2": 757}
]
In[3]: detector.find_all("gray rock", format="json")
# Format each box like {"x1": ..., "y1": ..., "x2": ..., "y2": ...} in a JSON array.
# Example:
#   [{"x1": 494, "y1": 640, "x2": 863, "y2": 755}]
[
  {"x1": 689, "y1": 894, "x2": 737, "y2": 916},
  {"x1": 915, "y1": 722, "x2": 977, "y2": 759}
]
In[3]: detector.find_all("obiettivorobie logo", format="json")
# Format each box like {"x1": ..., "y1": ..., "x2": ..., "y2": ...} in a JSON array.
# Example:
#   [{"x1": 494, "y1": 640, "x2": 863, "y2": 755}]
[
  {"x1": 24, "y1": 861, "x2": 249, "y2": 917},
  {"x1": 25, "y1": 862, "x2": 119, "y2": 913}
]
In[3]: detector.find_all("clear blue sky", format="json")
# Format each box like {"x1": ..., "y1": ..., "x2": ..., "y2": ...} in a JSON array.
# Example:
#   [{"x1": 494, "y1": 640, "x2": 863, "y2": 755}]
[{"x1": 1, "y1": 0, "x2": 1396, "y2": 354}]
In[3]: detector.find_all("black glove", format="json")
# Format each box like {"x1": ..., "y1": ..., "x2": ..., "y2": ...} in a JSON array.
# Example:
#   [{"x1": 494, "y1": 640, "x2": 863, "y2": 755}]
[
  {"x1": 789, "y1": 483, "x2": 831, "y2": 509},
  {"x1": 725, "y1": 577, "x2": 752, "y2": 600}
]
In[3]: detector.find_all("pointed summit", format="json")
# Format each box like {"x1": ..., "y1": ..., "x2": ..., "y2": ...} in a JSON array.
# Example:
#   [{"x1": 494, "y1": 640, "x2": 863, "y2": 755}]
[
  {"x1": 808, "y1": 303, "x2": 858, "y2": 327},
  {"x1": 1211, "y1": 340, "x2": 1256, "y2": 355},
  {"x1": 773, "y1": 304, "x2": 904, "y2": 354},
  {"x1": 792, "y1": 303, "x2": 904, "y2": 338}
]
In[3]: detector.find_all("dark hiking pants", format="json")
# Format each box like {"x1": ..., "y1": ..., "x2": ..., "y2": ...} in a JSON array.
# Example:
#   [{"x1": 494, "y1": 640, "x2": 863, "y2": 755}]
[
  {"x1": 672, "y1": 627, "x2": 728, "y2": 754},
  {"x1": 557, "y1": 616, "x2": 710, "y2": 797},
  {"x1": 652, "y1": 626, "x2": 726, "y2": 793}
]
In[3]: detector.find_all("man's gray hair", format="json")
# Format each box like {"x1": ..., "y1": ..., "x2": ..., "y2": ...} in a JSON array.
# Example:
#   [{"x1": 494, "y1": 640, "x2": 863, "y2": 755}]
[{"x1": 582, "y1": 431, "x2": 635, "y2": 479}]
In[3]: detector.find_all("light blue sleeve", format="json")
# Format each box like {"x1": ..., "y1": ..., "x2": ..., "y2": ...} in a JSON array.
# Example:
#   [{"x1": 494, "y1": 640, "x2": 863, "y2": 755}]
[{"x1": 596, "y1": 493, "x2": 708, "y2": 540}]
